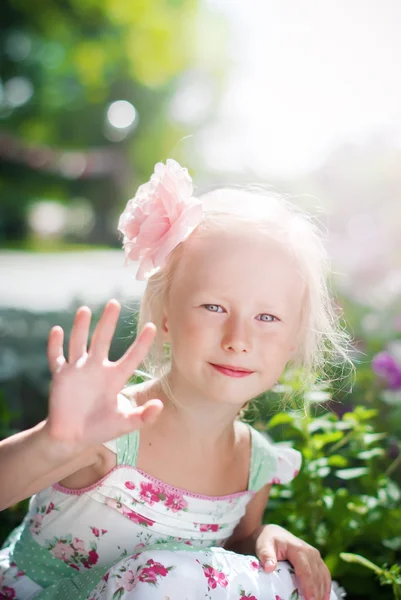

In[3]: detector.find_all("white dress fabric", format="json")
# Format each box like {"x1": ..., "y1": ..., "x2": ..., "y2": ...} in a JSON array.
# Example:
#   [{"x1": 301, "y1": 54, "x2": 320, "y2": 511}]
[{"x1": 0, "y1": 412, "x2": 343, "y2": 600}]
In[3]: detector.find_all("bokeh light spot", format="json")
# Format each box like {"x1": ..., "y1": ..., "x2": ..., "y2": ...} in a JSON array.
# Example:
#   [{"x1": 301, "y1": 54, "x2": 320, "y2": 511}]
[
  {"x1": 107, "y1": 100, "x2": 137, "y2": 129},
  {"x1": 4, "y1": 77, "x2": 34, "y2": 108}
]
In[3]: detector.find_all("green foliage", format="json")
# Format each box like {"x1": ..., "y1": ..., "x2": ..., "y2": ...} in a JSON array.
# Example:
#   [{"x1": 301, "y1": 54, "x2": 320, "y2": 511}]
[
  {"x1": 0, "y1": 0, "x2": 227, "y2": 245},
  {"x1": 251, "y1": 402, "x2": 401, "y2": 599},
  {"x1": 341, "y1": 553, "x2": 401, "y2": 600}
]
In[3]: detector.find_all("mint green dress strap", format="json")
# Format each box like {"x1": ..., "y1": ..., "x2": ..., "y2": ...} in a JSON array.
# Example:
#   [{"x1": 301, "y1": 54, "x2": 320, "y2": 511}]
[
  {"x1": 247, "y1": 425, "x2": 278, "y2": 492},
  {"x1": 115, "y1": 429, "x2": 140, "y2": 467}
]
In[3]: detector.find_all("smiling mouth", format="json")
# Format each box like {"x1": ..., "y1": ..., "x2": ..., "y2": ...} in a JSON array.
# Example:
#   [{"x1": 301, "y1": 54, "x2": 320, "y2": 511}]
[{"x1": 209, "y1": 363, "x2": 255, "y2": 378}]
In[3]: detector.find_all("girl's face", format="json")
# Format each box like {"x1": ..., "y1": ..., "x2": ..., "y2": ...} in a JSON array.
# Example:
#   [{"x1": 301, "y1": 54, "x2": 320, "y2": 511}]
[{"x1": 162, "y1": 227, "x2": 306, "y2": 407}]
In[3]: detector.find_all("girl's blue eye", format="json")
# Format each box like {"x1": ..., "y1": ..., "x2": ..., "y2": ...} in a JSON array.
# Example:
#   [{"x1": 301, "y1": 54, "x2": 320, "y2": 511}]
[
  {"x1": 258, "y1": 314, "x2": 277, "y2": 322},
  {"x1": 203, "y1": 304, "x2": 223, "y2": 313},
  {"x1": 203, "y1": 305, "x2": 277, "y2": 322}
]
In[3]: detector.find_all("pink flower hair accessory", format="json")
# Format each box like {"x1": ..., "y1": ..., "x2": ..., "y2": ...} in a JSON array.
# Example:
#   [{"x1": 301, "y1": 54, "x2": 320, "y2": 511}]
[{"x1": 118, "y1": 159, "x2": 203, "y2": 280}]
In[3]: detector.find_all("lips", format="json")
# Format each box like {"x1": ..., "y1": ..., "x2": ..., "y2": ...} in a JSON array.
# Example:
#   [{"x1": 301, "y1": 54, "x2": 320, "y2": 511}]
[
  {"x1": 209, "y1": 363, "x2": 255, "y2": 378},
  {"x1": 211, "y1": 363, "x2": 254, "y2": 373}
]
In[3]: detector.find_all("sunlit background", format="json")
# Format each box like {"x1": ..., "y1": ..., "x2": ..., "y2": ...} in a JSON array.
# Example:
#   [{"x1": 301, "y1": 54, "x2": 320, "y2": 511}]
[{"x1": 1, "y1": 0, "x2": 400, "y2": 311}]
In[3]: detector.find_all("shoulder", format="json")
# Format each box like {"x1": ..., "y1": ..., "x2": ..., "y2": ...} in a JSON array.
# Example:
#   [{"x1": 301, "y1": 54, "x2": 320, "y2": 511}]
[
  {"x1": 245, "y1": 423, "x2": 302, "y2": 489},
  {"x1": 234, "y1": 419, "x2": 252, "y2": 446}
]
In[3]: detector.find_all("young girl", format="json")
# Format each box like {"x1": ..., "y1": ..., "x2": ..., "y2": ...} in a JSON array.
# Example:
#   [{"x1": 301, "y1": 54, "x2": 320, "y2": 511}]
[{"x1": 0, "y1": 159, "x2": 349, "y2": 600}]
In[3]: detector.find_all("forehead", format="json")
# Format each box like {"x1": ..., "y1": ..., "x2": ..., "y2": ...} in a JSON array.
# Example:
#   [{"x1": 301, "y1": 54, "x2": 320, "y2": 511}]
[{"x1": 172, "y1": 228, "x2": 305, "y2": 306}]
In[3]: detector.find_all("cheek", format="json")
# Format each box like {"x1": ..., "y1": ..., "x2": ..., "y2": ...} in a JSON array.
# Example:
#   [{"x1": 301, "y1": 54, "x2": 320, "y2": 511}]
[
  {"x1": 259, "y1": 334, "x2": 294, "y2": 365},
  {"x1": 169, "y1": 311, "x2": 210, "y2": 352}
]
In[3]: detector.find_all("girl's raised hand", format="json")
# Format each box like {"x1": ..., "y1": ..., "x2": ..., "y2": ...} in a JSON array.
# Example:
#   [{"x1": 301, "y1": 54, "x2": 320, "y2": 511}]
[{"x1": 45, "y1": 299, "x2": 163, "y2": 451}]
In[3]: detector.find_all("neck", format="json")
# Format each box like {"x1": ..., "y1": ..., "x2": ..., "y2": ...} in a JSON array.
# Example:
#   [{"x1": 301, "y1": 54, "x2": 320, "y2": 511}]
[{"x1": 145, "y1": 369, "x2": 244, "y2": 451}]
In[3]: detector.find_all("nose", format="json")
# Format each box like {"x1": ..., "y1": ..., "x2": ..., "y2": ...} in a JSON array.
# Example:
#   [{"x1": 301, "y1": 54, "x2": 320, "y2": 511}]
[{"x1": 221, "y1": 316, "x2": 251, "y2": 353}]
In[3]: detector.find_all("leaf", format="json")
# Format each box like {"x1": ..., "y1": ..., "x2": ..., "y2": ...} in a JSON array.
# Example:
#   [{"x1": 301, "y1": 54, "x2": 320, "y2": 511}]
[
  {"x1": 343, "y1": 407, "x2": 378, "y2": 422},
  {"x1": 313, "y1": 431, "x2": 344, "y2": 450},
  {"x1": 316, "y1": 467, "x2": 331, "y2": 478},
  {"x1": 347, "y1": 501, "x2": 369, "y2": 515},
  {"x1": 363, "y1": 432, "x2": 388, "y2": 444},
  {"x1": 340, "y1": 553, "x2": 382, "y2": 575},
  {"x1": 335, "y1": 467, "x2": 369, "y2": 480},
  {"x1": 327, "y1": 455, "x2": 348, "y2": 467},
  {"x1": 308, "y1": 418, "x2": 335, "y2": 433},
  {"x1": 357, "y1": 448, "x2": 385, "y2": 460},
  {"x1": 267, "y1": 413, "x2": 294, "y2": 428},
  {"x1": 335, "y1": 421, "x2": 354, "y2": 431},
  {"x1": 322, "y1": 494, "x2": 334, "y2": 510},
  {"x1": 383, "y1": 537, "x2": 401, "y2": 550},
  {"x1": 385, "y1": 481, "x2": 401, "y2": 503}
]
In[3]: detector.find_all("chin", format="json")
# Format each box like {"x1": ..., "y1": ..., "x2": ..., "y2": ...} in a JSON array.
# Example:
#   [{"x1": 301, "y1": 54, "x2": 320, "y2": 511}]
[{"x1": 203, "y1": 380, "x2": 258, "y2": 406}]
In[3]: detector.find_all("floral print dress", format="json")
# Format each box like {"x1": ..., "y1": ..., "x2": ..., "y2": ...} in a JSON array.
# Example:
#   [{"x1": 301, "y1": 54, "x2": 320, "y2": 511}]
[{"x1": 0, "y1": 418, "x2": 342, "y2": 600}]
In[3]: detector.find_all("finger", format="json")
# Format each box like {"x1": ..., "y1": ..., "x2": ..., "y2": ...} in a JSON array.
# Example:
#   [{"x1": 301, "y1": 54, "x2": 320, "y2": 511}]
[
  {"x1": 47, "y1": 326, "x2": 66, "y2": 373},
  {"x1": 286, "y1": 548, "x2": 316, "y2": 600},
  {"x1": 120, "y1": 399, "x2": 164, "y2": 434},
  {"x1": 323, "y1": 567, "x2": 333, "y2": 600},
  {"x1": 115, "y1": 322, "x2": 157, "y2": 383},
  {"x1": 324, "y1": 582, "x2": 332, "y2": 600},
  {"x1": 257, "y1": 541, "x2": 277, "y2": 572},
  {"x1": 312, "y1": 554, "x2": 330, "y2": 600},
  {"x1": 69, "y1": 306, "x2": 91, "y2": 363},
  {"x1": 88, "y1": 300, "x2": 120, "y2": 361}
]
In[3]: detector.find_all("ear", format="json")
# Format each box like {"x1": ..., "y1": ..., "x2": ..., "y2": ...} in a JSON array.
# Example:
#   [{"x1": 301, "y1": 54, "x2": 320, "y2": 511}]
[{"x1": 161, "y1": 311, "x2": 170, "y2": 342}]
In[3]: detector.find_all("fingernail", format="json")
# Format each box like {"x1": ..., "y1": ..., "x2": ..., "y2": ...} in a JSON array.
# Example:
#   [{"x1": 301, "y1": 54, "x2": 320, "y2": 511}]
[{"x1": 264, "y1": 559, "x2": 275, "y2": 567}]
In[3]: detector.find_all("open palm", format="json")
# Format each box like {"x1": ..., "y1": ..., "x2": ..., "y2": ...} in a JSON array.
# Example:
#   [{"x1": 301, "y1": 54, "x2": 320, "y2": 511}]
[{"x1": 46, "y1": 299, "x2": 163, "y2": 449}]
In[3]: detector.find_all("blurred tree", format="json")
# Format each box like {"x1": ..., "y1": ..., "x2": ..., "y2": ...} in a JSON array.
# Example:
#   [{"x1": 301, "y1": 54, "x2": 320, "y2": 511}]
[{"x1": 0, "y1": 0, "x2": 226, "y2": 246}]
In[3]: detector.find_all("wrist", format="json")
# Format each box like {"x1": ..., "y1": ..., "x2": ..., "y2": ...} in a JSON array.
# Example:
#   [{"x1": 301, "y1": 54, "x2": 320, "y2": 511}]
[
  {"x1": 226, "y1": 525, "x2": 266, "y2": 556},
  {"x1": 40, "y1": 420, "x2": 89, "y2": 463}
]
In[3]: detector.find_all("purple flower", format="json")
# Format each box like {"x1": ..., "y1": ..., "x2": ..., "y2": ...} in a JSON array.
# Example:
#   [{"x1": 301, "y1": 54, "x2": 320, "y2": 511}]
[{"x1": 372, "y1": 351, "x2": 401, "y2": 390}]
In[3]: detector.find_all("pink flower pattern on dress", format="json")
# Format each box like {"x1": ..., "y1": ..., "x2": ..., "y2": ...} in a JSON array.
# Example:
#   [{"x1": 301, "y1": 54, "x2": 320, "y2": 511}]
[
  {"x1": 202, "y1": 565, "x2": 229, "y2": 590},
  {"x1": 121, "y1": 507, "x2": 155, "y2": 527},
  {"x1": 72, "y1": 537, "x2": 85, "y2": 552},
  {"x1": 45, "y1": 501, "x2": 55, "y2": 514},
  {"x1": 0, "y1": 586, "x2": 16, "y2": 599},
  {"x1": 139, "y1": 481, "x2": 163, "y2": 505},
  {"x1": 29, "y1": 513, "x2": 44, "y2": 535},
  {"x1": 249, "y1": 559, "x2": 261, "y2": 570},
  {"x1": 145, "y1": 560, "x2": 169, "y2": 576},
  {"x1": 45, "y1": 535, "x2": 100, "y2": 571},
  {"x1": 51, "y1": 541, "x2": 74, "y2": 561},
  {"x1": 121, "y1": 569, "x2": 137, "y2": 592},
  {"x1": 110, "y1": 558, "x2": 174, "y2": 597},
  {"x1": 199, "y1": 523, "x2": 219, "y2": 532},
  {"x1": 90, "y1": 527, "x2": 108, "y2": 539},
  {"x1": 164, "y1": 492, "x2": 188, "y2": 512},
  {"x1": 29, "y1": 501, "x2": 58, "y2": 536}
]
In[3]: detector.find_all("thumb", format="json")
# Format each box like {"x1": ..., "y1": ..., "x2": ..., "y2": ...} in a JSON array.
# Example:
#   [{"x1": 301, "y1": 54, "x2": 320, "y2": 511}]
[{"x1": 257, "y1": 541, "x2": 278, "y2": 573}]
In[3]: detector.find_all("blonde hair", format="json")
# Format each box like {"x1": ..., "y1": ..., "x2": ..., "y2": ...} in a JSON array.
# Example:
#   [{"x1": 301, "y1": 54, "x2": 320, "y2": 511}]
[{"x1": 136, "y1": 186, "x2": 354, "y2": 405}]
